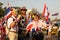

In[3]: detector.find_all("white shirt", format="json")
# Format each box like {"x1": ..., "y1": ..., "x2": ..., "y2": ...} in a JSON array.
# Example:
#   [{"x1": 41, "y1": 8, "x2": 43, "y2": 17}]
[{"x1": 7, "y1": 16, "x2": 17, "y2": 32}]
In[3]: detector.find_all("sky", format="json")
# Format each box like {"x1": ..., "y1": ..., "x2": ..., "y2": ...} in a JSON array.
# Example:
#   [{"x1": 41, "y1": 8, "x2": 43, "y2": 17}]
[{"x1": 0, "y1": 0, "x2": 60, "y2": 20}]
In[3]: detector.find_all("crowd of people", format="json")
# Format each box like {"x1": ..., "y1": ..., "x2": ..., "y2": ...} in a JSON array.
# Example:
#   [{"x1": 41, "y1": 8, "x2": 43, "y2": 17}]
[{"x1": 0, "y1": 6, "x2": 52, "y2": 40}]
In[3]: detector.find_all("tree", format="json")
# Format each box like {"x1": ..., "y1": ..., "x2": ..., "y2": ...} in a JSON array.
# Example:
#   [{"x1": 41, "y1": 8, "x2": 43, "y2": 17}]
[
  {"x1": 0, "y1": 2, "x2": 3, "y2": 7},
  {"x1": 12, "y1": 7, "x2": 20, "y2": 9},
  {"x1": 0, "y1": 2, "x2": 5, "y2": 18},
  {"x1": 0, "y1": 7, "x2": 5, "y2": 18}
]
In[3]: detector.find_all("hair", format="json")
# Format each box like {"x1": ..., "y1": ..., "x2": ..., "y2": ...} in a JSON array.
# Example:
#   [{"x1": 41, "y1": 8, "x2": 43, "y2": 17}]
[{"x1": 33, "y1": 13, "x2": 40, "y2": 19}]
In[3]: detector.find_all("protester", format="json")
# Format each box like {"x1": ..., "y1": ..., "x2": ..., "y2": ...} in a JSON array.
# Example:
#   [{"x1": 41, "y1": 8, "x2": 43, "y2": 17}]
[
  {"x1": 25, "y1": 13, "x2": 46, "y2": 40},
  {"x1": 18, "y1": 6, "x2": 28, "y2": 40},
  {"x1": 7, "y1": 10, "x2": 20, "y2": 40},
  {"x1": 0, "y1": 4, "x2": 53, "y2": 40}
]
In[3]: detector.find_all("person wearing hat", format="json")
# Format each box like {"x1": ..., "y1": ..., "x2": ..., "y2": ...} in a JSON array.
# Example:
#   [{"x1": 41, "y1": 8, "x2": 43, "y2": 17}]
[{"x1": 18, "y1": 6, "x2": 28, "y2": 40}]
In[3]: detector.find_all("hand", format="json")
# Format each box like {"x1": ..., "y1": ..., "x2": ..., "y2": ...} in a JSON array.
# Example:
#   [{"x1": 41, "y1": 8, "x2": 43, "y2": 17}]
[
  {"x1": 15, "y1": 15, "x2": 21, "y2": 22},
  {"x1": 17, "y1": 15, "x2": 21, "y2": 20}
]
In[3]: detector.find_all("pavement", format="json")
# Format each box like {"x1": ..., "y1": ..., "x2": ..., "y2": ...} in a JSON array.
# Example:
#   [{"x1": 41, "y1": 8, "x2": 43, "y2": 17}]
[{"x1": 44, "y1": 34, "x2": 58, "y2": 40}]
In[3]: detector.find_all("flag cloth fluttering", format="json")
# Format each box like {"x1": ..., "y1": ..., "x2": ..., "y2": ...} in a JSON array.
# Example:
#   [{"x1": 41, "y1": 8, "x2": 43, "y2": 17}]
[
  {"x1": 26, "y1": 22, "x2": 33, "y2": 31},
  {"x1": 42, "y1": 3, "x2": 50, "y2": 21},
  {"x1": 4, "y1": 3, "x2": 12, "y2": 19},
  {"x1": 52, "y1": 13, "x2": 58, "y2": 16},
  {"x1": 0, "y1": 3, "x2": 16, "y2": 24},
  {"x1": 4, "y1": 3, "x2": 16, "y2": 19}
]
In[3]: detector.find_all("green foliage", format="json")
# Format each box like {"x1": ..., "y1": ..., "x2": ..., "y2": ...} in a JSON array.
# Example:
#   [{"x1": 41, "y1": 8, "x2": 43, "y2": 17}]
[
  {"x1": 0, "y1": 2, "x2": 6, "y2": 18},
  {"x1": 0, "y1": 7, "x2": 5, "y2": 18},
  {"x1": 12, "y1": 7, "x2": 20, "y2": 9},
  {"x1": 0, "y1": 2, "x2": 3, "y2": 7}
]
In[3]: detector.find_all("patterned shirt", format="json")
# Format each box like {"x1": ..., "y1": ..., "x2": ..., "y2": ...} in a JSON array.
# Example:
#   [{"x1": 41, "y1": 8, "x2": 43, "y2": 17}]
[{"x1": 18, "y1": 16, "x2": 27, "y2": 30}]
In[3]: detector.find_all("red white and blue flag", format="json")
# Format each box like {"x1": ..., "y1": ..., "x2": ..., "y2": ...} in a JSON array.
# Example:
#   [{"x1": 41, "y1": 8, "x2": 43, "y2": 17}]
[
  {"x1": 52, "y1": 13, "x2": 58, "y2": 16},
  {"x1": 26, "y1": 21, "x2": 40, "y2": 32},
  {"x1": 4, "y1": 3, "x2": 12, "y2": 19},
  {"x1": 42, "y1": 3, "x2": 50, "y2": 21},
  {"x1": 26, "y1": 22, "x2": 33, "y2": 31}
]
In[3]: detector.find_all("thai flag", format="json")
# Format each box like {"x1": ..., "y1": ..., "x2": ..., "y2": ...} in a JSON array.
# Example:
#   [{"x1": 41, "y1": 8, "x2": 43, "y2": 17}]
[
  {"x1": 26, "y1": 22, "x2": 33, "y2": 31},
  {"x1": 52, "y1": 13, "x2": 58, "y2": 16},
  {"x1": 42, "y1": 3, "x2": 50, "y2": 21},
  {"x1": 26, "y1": 22, "x2": 40, "y2": 32},
  {"x1": 4, "y1": 3, "x2": 12, "y2": 19},
  {"x1": 26, "y1": 22, "x2": 37, "y2": 32}
]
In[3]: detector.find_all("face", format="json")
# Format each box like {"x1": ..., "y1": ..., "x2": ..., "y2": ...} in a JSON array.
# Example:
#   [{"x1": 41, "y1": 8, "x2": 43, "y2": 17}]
[
  {"x1": 21, "y1": 10, "x2": 26, "y2": 15},
  {"x1": 34, "y1": 15, "x2": 39, "y2": 21}
]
